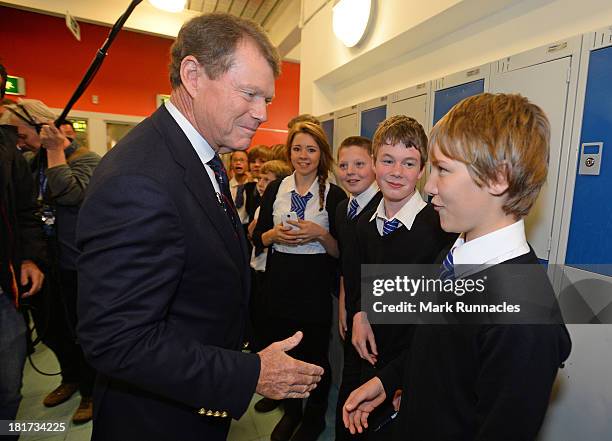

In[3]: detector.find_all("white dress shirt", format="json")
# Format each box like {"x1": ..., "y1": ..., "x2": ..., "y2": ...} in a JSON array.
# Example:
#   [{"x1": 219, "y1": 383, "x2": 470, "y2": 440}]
[
  {"x1": 450, "y1": 219, "x2": 530, "y2": 278},
  {"x1": 370, "y1": 190, "x2": 427, "y2": 236},
  {"x1": 272, "y1": 173, "x2": 331, "y2": 255},
  {"x1": 250, "y1": 206, "x2": 267, "y2": 271},
  {"x1": 229, "y1": 177, "x2": 250, "y2": 224},
  {"x1": 164, "y1": 101, "x2": 220, "y2": 194},
  {"x1": 347, "y1": 182, "x2": 379, "y2": 218}
]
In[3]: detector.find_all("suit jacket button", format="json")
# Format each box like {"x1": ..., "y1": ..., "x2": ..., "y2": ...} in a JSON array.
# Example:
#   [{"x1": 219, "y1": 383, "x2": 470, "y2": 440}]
[
  {"x1": 206, "y1": 410, "x2": 214, "y2": 416},
  {"x1": 198, "y1": 408, "x2": 206, "y2": 415},
  {"x1": 221, "y1": 411, "x2": 228, "y2": 418},
  {"x1": 214, "y1": 411, "x2": 221, "y2": 417}
]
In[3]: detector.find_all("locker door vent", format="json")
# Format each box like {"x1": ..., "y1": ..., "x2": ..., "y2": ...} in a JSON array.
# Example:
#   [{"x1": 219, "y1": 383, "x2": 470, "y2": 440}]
[
  {"x1": 595, "y1": 27, "x2": 612, "y2": 49},
  {"x1": 548, "y1": 42, "x2": 568, "y2": 53}
]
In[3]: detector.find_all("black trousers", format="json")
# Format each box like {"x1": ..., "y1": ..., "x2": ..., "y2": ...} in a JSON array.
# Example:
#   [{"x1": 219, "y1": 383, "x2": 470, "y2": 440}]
[
  {"x1": 336, "y1": 317, "x2": 366, "y2": 441},
  {"x1": 262, "y1": 316, "x2": 332, "y2": 419},
  {"x1": 28, "y1": 268, "x2": 95, "y2": 396}
]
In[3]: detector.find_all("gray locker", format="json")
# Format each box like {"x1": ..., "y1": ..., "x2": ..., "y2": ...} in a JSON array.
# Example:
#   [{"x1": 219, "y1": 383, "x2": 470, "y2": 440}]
[{"x1": 490, "y1": 36, "x2": 582, "y2": 262}]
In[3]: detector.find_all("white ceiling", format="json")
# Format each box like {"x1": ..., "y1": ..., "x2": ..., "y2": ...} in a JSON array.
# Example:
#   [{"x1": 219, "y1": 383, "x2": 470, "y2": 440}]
[{"x1": 0, "y1": 0, "x2": 301, "y2": 61}]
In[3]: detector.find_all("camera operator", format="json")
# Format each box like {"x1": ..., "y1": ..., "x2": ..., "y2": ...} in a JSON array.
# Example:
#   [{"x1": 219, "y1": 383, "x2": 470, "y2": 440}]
[
  {"x1": 1, "y1": 99, "x2": 100, "y2": 424},
  {"x1": 0, "y1": 65, "x2": 46, "y2": 441}
]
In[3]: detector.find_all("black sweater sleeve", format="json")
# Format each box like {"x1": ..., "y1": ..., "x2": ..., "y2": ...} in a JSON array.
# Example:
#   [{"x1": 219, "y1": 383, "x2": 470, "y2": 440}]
[
  {"x1": 326, "y1": 183, "x2": 347, "y2": 239},
  {"x1": 346, "y1": 213, "x2": 371, "y2": 316},
  {"x1": 474, "y1": 324, "x2": 570, "y2": 440},
  {"x1": 377, "y1": 346, "x2": 409, "y2": 397},
  {"x1": 251, "y1": 179, "x2": 282, "y2": 252}
]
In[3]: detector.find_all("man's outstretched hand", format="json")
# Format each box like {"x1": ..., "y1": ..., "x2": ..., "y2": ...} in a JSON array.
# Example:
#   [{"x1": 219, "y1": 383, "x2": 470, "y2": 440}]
[{"x1": 256, "y1": 331, "x2": 324, "y2": 400}]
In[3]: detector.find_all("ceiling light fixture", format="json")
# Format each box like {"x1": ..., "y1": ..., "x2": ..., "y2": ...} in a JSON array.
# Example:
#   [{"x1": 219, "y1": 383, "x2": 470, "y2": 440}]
[
  {"x1": 332, "y1": 0, "x2": 372, "y2": 48},
  {"x1": 149, "y1": 0, "x2": 186, "y2": 13}
]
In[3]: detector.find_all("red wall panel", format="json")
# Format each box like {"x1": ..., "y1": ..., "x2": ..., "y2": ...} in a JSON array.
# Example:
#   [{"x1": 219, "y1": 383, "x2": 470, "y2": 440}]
[{"x1": 0, "y1": 6, "x2": 298, "y2": 146}]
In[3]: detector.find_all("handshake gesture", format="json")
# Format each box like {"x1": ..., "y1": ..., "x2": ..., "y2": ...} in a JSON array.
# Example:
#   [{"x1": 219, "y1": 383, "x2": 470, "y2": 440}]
[{"x1": 256, "y1": 331, "x2": 324, "y2": 399}]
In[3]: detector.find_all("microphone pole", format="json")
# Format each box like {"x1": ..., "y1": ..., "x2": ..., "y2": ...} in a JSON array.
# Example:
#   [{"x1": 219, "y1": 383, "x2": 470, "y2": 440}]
[{"x1": 55, "y1": 0, "x2": 144, "y2": 126}]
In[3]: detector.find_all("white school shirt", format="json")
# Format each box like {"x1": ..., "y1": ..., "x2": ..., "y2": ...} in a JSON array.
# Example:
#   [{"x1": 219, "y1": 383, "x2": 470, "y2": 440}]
[
  {"x1": 250, "y1": 206, "x2": 267, "y2": 271},
  {"x1": 450, "y1": 219, "x2": 530, "y2": 278},
  {"x1": 347, "y1": 182, "x2": 379, "y2": 218},
  {"x1": 370, "y1": 190, "x2": 427, "y2": 236},
  {"x1": 229, "y1": 177, "x2": 250, "y2": 224},
  {"x1": 272, "y1": 173, "x2": 331, "y2": 255}
]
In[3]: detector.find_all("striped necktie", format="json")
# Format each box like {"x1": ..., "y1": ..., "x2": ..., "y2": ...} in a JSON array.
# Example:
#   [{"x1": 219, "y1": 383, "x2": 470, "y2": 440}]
[
  {"x1": 207, "y1": 154, "x2": 239, "y2": 231},
  {"x1": 347, "y1": 198, "x2": 360, "y2": 220},
  {"x1": 291, "y1": 190, "x2": 313, "y2": 220},
  {"x1": 234, "y1": 184, "x2": 245, "y2": 209},
  {"x1": 382, "y1": 218, "x2": 401, "y2": 236},
  {"x1": 440, "y1": 248, "x2": 456, "y2": 280}
]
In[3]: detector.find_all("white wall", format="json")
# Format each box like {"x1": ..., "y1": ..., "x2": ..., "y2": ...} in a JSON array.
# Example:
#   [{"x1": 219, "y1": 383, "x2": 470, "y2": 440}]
[{"x1": 301, "y1": 0, "x2": 612, "y2": 114}]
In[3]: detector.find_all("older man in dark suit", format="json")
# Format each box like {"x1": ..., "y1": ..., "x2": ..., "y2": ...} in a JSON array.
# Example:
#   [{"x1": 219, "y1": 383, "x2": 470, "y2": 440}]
[{"x1": 76, "y1": 13, "x2": 323, "y2": 441}]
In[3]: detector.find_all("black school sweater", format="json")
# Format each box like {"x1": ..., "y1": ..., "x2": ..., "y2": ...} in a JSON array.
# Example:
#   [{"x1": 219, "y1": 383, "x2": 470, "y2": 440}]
[
  {"x1": 378, "y1": 249, "x2": 572, "y2": 441},
  {"x1": 335, "y1": 191, "x2": 383, "y2": 318},
  {"x1": 347, "y1": 203, "x2": 456, "y2": 366}
]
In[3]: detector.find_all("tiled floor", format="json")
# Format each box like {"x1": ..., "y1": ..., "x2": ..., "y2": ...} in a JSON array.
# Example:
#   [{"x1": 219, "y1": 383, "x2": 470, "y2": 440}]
[{"x1": 16, "y1": 344, "x2": 338, "y2": 441}]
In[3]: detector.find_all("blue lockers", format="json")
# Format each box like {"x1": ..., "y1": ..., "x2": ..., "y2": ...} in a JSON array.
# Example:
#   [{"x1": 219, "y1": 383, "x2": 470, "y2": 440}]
[
  {"x1": 433, "y1": 79, "x2": 485, "y2": 125},
  {"x1": 566, "y1": 45, "x2": 612, "y2": 276},
  {"x1": 360, "y1": 105, "x2": 386, "y2": 140}
]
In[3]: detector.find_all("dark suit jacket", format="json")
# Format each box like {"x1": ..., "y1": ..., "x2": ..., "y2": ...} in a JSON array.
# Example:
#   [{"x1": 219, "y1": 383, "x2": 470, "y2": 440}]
[
  {"x1": 76, "y1": 106, "x2": 260, "y2": 441},
  {"x1": 377, "y1": 248, "x2": 571, "y2": 441},
  {"x1": 0, "y1": 128, "x2": 46, "y2": 293}
]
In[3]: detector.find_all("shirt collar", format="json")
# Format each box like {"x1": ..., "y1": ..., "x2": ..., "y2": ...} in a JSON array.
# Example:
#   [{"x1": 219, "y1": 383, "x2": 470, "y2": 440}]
[
  {"x1": 165, "y1": 100, "x2": 215, "y2": 164},
  {"x1": 351, "y1": 182, "x2": 379, "y2": 212},
  {"x1": 452, "y1": 219, "x2": 529, "y2": 275},
  {"x1": 286, "y1": 172, "x2": 319, "y2": 196},
  {"x1": 370, "y1": 190, "x2": 426, "y2": 230}
]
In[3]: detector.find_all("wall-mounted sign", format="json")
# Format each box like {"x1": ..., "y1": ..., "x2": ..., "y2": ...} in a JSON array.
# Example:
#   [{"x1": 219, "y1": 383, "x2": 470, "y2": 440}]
[
  {"x1": 156, "y1": 94, "x2": 171, "y2": 108},
  {"x1": 5, "y1": 75, "x2": 26, "y2": 96},
  {"x1": 65, "y1": 10, "x2": 81, "y2": 41}
]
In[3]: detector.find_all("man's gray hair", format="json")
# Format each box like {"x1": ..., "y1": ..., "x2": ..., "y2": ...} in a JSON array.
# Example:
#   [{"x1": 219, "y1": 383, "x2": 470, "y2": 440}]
[{"x1": 169, "y1": 12, "x2": 281, "y2": 89}]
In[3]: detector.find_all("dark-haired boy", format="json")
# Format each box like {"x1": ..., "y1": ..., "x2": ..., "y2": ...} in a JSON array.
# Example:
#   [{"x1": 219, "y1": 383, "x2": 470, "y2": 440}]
[{"x1": 344, "y1": 116, "x2": 455, "y2": 439}]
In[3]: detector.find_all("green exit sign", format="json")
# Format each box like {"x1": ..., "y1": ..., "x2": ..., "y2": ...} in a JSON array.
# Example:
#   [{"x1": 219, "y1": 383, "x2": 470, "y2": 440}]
[{"x1": 5, "y1": 75, "x2": 26, "y2": 96}]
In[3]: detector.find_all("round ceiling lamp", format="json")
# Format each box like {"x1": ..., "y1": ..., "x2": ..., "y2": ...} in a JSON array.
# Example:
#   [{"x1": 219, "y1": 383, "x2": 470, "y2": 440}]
[
  {"x1": 332, "y1": 0, "x2": 373, "y2": 48},
  {"x1": 149, "y1": 0, "x2": 187, "y2": 13}
]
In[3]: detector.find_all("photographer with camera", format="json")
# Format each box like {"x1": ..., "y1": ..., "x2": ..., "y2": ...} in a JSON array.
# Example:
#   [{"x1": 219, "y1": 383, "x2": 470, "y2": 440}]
[
  {"x1": 1, "y1": 98, "x2": 100, "y2": 424},
  {"x1": 0, "y1": 65, "x2": 46, "y2": 440}
]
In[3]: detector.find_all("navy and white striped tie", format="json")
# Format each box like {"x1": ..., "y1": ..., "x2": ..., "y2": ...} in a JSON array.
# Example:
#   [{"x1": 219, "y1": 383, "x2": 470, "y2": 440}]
[
  {"x1": 291, "y1": 190, "x2": 313, "y2": 220},
  {"x1": 440, "y1": 248, "x2": 456, "y2": 280},
  {"x1": 382, "y1": 218, "x2": 401, "y2": 236},
  {"x1": 347, "y1": 198, "x2": 360, "y2": 220}
]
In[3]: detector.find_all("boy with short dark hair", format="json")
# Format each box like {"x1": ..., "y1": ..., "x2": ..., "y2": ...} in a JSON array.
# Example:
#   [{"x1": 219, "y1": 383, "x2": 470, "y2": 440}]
[
  {"x1": 344, "y1": 116, "x2": 455, "y2": 439},
  {"x1": 343, "y1": 94, "x2": 571, "y2": 441}
]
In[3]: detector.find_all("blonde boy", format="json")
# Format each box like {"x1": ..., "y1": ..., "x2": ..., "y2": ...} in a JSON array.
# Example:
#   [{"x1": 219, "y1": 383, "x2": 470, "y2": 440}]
[{"x1": 343, "y1": 94, "x2": 571, "y2": 441}]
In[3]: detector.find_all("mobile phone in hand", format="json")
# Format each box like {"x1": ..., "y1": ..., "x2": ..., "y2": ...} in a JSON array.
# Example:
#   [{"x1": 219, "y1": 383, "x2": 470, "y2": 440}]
[{"x1": 282, "y1": 212, "x2": 300, "y2": 230}]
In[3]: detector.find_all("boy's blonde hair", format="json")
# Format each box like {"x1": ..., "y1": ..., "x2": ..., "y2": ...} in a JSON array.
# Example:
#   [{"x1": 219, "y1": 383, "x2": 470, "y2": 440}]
[
  {"x1": 372, "y1": 115, "x2": 428, "y2": 169},
  {"x1": 260, "y1": 160, "x2": 291, "y2": 180},
  {"x1": 429, "y1": 93, "x2": 550, "y2": 219},
  {"x1": 270, "y1": 143, "x2": 288, "y2": 162}
]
